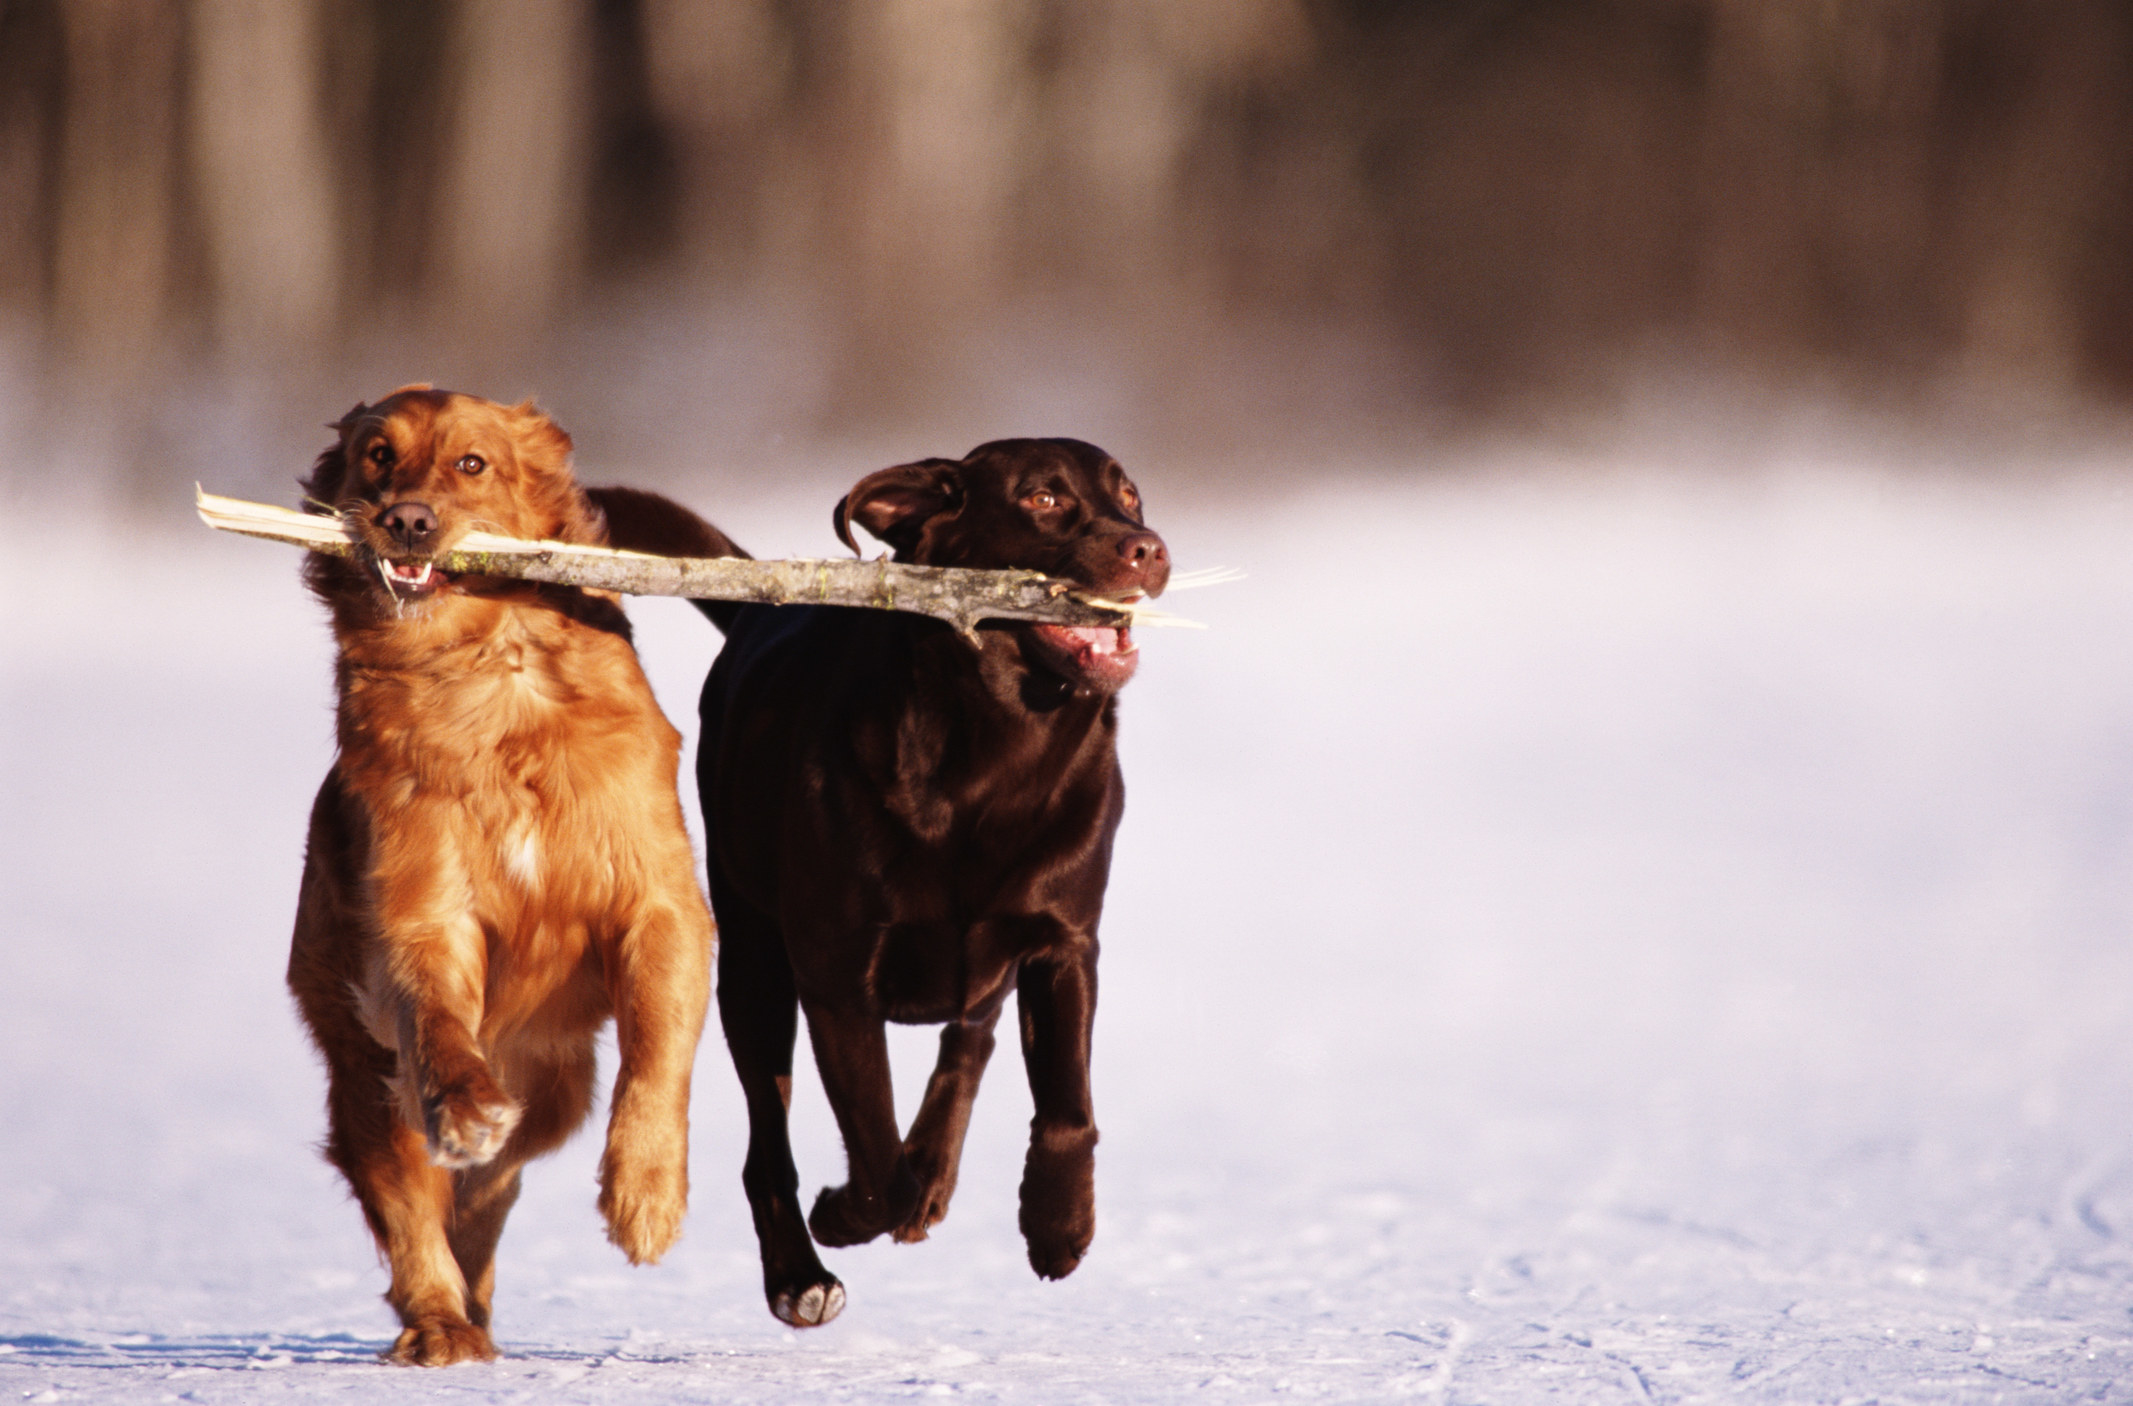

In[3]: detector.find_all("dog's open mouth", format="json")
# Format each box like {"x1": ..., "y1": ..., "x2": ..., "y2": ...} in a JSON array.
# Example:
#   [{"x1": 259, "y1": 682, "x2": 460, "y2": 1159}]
[
  {"x1": 372, "y1": 555, "x2": 448, "y2": 599},
  {"x1": 1025, "y1": 621, "x2": 1140, "y2": 690}
]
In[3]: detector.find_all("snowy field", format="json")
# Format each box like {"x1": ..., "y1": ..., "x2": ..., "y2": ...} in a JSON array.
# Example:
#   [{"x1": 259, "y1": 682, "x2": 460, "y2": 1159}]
[{"x1": 10, "y1": 436, "x2": 2133, "y2": 1403}]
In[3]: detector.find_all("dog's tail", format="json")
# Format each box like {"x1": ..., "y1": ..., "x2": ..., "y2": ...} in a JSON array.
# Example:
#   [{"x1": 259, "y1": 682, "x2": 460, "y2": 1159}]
[{"x1": 585, "y1": 485, "x2": 750, "y2": 634}]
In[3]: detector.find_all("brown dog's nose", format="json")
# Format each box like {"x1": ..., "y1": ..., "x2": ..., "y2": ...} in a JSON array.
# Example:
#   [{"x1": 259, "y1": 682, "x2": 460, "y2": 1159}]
[
  {"x1": 378, "y1": 501, "x2": 438, "y2": 552},
  {"x1": 1116, "y1": 531, "x2": 1167, "y2": 571}
]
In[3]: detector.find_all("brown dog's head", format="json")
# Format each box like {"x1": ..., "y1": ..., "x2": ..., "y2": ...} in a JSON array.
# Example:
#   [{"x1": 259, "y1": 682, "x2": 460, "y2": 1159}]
[
  {"x1": 302, "y1": 386, "x2": 595, "y2": 607},
  {"x1": 833, "y1": 438, "x2": 1169, "y2": 692}
]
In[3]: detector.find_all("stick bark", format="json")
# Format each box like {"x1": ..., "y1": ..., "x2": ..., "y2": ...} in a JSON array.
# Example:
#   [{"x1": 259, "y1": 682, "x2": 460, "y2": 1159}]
[{"x1": 195, "y1": 489, "x2": 1174, "y2": 635}]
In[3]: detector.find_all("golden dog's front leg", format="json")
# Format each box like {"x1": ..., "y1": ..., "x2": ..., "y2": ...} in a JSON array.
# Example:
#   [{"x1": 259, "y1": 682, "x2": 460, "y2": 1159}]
[
  {"x1": 597, "y1": 896, "x2": 713, "y2": 1265},
  {"x1": 388, "y1": 933, "x2": 521, "y2": 1168},
  {"x1": 365, "y1": 843, "x2": 522, "y2": 1170}
]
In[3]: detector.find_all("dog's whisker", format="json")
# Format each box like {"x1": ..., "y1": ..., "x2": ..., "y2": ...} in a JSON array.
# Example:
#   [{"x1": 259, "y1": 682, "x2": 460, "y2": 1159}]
[
  {"x1": 1160, "y1": 566, "x2": 1246, "y2": 591},
  {"x1": 1076, "y1": 596, "x2": 1207, "y2": 630}
]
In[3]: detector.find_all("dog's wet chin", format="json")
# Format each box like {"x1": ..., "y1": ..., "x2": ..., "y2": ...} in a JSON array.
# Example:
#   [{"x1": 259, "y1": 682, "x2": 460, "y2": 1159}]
[{"x1": 1023, "y1": 622, "x2": 1139, "y2": 692}]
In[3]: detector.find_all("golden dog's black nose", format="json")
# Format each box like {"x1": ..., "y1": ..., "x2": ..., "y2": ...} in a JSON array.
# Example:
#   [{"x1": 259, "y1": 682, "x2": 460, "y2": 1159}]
[{"x1": 378, "y1": 501, "x2": 438, "y2": 552}]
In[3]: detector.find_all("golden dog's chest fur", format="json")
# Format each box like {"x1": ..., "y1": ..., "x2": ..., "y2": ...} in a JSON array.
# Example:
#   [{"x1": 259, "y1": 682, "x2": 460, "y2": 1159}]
[
  {"x1": 333, "y1": 597, "x2": 692, "y2": 1086},
  {"x1": 286, "y1": 388, "x2": 717, "y2": 1366}
]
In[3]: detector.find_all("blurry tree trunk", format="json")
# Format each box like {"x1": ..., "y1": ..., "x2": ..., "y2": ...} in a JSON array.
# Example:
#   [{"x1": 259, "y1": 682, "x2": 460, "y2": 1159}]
[
  {"x1": 640, "y1": 0, "x2": 790, "y2": 283},
  {"x1": 1947, "y1": 8, "x2": 2130, "y2": 392},
  {"x1": 1042, "y1": 0, "x2": 1307, "y2": 291},
  {"x1": 1694, "y1": 1, "x2": 1945, "y2": 367},
  {"x1": 433, "y1": 0, "x2": 589, "y2": 332},
  {"x1": 818, "y1": 0, "x2": 1032, "y2": 422},
  {"x1": 187, "y1": 0, "x2": 340, "y2": 353},
  {"x1": 50, "y1": 0, "x2": 183, "y2": 377},
  {"x1": 0, "y1": 3, "x2": 62, "y2": 320}
]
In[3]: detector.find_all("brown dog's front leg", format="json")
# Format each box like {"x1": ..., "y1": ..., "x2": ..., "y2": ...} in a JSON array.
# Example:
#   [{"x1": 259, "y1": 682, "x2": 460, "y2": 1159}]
[
  {"x1": 598, "y1": 900, "x2": 712, "y2": 1266},
  {"x1": 803, "y1": 1001, "x2": 921, "y2": 1247},
  {"x1": 893, "y1": 1006, "x2": 1005, "y2": 1244},
  {"x1": 1015, "y1": 943, "x2": 1099, "y2": 1279}
]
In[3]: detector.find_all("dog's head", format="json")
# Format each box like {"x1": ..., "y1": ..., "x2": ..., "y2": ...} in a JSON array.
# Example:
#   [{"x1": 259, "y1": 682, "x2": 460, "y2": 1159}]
[
  {"x1": 302, "y1": 386, "x2": 596, "y2": 607},
  {"x1": 833, "y1": 438, "x2": 1169, "y2": 693}
]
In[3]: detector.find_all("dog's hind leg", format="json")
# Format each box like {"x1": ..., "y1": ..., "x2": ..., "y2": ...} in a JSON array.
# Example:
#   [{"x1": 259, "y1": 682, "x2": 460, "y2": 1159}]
[
  {"x1": 292, "y1": 782, "x2": 494, "y2": 1364},
  {"x1": 716, "y1": 892, "x2": 846, "y2": 1326},
  {"x1": 892, "y1": 1004, "x2": 1006, "y2": 1244},
  {"x1": 319, "y1": 1044, "x2": 496, "y2": 1364},
  {"x1": 446, "y1": 1163, "x2": 521, "y2": 1331},
  {"x1": 444, "y1": 1041, "x2": 593, "y2": 1332},
  {"x1": 1014, "y1": 943, "x2": 1100, "y2": 1280}
]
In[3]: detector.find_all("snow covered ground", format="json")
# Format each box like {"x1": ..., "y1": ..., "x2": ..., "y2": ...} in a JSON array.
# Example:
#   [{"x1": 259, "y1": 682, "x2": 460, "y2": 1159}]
[{"x1": 10, "y1": 435, "x2": 2133, "y2": 1402}]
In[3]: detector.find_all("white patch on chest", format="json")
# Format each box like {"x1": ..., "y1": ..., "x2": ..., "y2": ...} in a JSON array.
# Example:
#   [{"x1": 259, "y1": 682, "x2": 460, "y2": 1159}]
[{"x1": 504, "y1": 828, "x2": 541, "y2": 887}]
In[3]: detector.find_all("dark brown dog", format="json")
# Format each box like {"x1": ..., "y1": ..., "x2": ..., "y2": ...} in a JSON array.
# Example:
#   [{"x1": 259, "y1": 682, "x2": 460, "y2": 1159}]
[
  {"x1": 690, "y1": 437, "x2": 1168, "y2": 1326},
  {"x1": 287, "y1": 386, "x2": 732, "y2": 1364}
]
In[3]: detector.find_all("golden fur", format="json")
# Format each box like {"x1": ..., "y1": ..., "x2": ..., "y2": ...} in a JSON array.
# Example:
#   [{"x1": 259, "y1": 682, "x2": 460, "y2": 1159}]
[{"x1": 286, "y1": 387, "x2": 714, "y2": 1365}]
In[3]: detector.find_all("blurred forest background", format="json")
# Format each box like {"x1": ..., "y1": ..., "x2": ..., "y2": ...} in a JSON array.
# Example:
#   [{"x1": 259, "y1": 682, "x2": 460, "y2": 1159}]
[{"x1": 4, "y1": 0, "x2": 2132, "y2": 500}]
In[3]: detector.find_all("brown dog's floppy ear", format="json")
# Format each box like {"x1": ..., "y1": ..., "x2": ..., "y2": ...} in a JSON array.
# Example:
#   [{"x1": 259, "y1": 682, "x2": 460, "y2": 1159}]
[{"x1": 833, "y1": 459, "x2": 963, "y2": 558}]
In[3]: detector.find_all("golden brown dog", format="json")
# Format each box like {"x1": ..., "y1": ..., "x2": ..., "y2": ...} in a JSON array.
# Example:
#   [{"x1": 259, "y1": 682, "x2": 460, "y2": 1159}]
[{"x1": 286, "y1": 386, "x2": 729, "y2": 1365}]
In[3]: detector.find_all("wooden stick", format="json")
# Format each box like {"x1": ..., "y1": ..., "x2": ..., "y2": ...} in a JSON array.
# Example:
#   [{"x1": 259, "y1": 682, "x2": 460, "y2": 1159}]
[{"x1": 195, "y1": 489, "x2": 1204, "y2": 635}]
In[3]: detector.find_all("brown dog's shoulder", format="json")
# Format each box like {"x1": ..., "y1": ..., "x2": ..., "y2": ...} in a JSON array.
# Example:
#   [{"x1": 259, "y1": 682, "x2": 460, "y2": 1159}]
[{"x1": 586, "y1": 485, "x2": 750, "y2": 561}]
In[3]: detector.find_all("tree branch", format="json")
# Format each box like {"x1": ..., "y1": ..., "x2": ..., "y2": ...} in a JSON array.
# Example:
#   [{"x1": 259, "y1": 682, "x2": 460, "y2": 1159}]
[{"x1": 195, "y1": 488, "x2": 1199, "y2": 635}]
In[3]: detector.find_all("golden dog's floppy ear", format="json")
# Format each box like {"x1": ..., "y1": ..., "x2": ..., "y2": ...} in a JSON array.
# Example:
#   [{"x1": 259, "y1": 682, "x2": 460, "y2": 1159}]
[
  {"x1": 500, "y1": 397, "x2": 601, "y2": 543},
  {"x1": 301, "y1": 402, "x2": 367, "y2": 509},
  {"x1": 507, "y1": 398, "x2": 576, "y2": 468},
  {"x1": 833, "y1": 458, "x2": 963, "y2": 559}
]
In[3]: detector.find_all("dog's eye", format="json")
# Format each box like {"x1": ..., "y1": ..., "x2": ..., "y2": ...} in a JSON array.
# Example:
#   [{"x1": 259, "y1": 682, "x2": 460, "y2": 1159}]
[
  {"x1": 1023, "y1": 490, "x2": 1059, "y2": 511},
  {"x1": 1118, "y1": 482, "x2": 1140, "y2": 514},
  {"x1": 456, "y1": 455, "x2": 486, "y2": 476},
  {"x1": 366, "y1": 442, "x2": 394, "y2": 468}
]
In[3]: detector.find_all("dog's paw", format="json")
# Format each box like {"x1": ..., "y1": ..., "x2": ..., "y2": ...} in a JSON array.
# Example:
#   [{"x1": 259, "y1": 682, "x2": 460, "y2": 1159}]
[
  {"x1": 806, "y1": 1184, "x2": 885, "y2": 1248},
  {"x1": 424, "y1": 1085, "x2": 522, "y2": 1169},
  {"x1": 1018, "y1": 1131, "x2": 1096, "y2": 1280},
  {"x1": 809, "y1": 1161, "x2": 919, "y2": 1249},
  {"x1": 599, "y1": 1157, "x2": 687, "y2": 1266},
  {"x1": 385, "y1": 1315, "x2": 496, "y2": 1366},
  {"x1": 769, "y1": 1276, "x2": 847, "y2": 1328},
  {"x1": 889, "y1": 1156, "x2": 957, "y2": 1245}
]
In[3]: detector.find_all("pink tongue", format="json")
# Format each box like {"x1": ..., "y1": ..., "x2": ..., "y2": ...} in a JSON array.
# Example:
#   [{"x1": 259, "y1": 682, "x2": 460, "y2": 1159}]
[{"x1": 1061, "y1": 626, "x2": 1117, "y2": 656}]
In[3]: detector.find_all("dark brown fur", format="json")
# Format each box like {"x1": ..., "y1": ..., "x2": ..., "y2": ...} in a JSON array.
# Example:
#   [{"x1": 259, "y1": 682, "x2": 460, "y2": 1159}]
[
  {"x1": 286, "y1": 387, "x2": 730, "y2": 1364},
  {"x1": 689, "y1": 438, "x2": 1169, "y2": 1325}
]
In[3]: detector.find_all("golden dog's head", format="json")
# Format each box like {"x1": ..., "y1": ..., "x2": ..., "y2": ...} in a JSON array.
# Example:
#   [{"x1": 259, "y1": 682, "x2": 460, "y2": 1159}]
[{"x1": 303, "y1": 386, "x2": 597, "y2": 606}]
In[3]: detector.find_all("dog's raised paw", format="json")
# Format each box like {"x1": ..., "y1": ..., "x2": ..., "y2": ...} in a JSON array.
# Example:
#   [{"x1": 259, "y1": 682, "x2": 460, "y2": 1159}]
[
  {"x1": 425, "y1": 1090, "x2": 522, "y2": 1169},
  {"x1": 890, "y1": 1186, "x2": 951, "y2": 1244},
  {"x1": 771, "y1": 1279, "x2": 847, "y2": 1328},
  {"x1": 889, "y1": 1146, "x2": 959, "y2": 1244},
  {"x1": 386, "y1": 1316, "x2": 496, "y2": 1366},
  {"x1": 807, "y1": 1184, "x2": 888, "y2": 1247}
]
